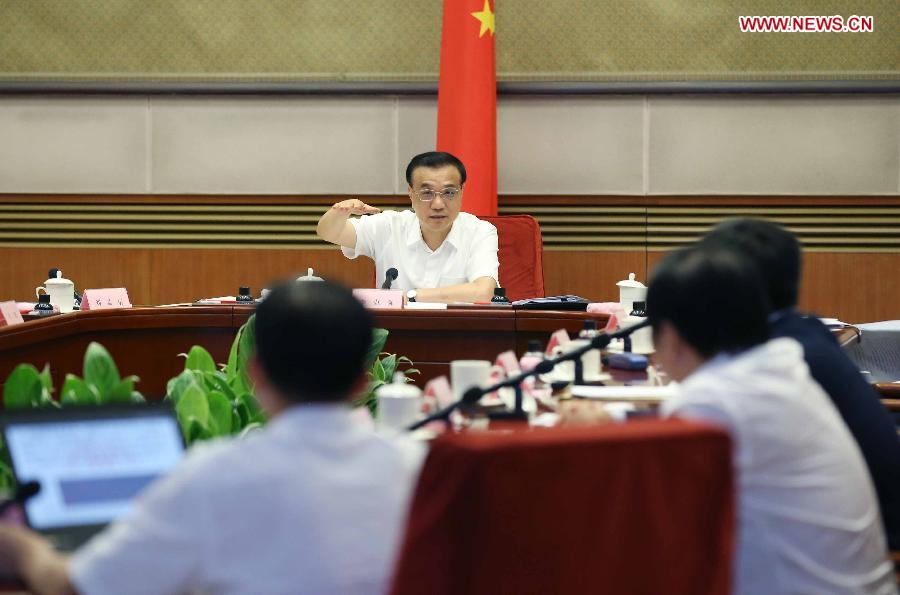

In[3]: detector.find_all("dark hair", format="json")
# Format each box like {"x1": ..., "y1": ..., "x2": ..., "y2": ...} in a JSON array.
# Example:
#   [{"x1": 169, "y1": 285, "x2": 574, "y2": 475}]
[
  {"x1": 647, "y1": 245, "x2": 771, "y2": 358},
  {"x1": 405, "y1": 151, "x2": 467, "y2": 186},
  {"x1": 254, "y1": 280, "x2": 373, "y2": 402},
  {"x1": 700, "y1": 217, "x2": 801, "y2": 311}
]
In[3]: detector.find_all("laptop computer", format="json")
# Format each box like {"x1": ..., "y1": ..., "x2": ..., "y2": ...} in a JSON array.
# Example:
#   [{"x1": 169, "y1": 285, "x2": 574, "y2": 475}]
[{"x1": 1, "y1": 403, "x2": 185, "y2": 551}]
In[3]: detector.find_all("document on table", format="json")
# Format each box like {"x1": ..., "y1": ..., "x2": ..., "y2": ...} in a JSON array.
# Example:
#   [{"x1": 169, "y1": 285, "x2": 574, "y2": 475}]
[{"x1": 571, "y1": 385, "x2": 678, "y2": 402}]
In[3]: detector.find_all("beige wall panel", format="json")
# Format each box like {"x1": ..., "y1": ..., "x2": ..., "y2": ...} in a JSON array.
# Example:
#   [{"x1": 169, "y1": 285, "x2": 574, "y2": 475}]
[
  {"x1": 499, "y1": 96, "x2": 645, "y2": 195},
  {"x1": 0, "y1": 97, "x2": 148, "y2": 193},
  {"x1": 396, "y1": 97, "x2": 438, "y2": 193},
  {"x1": 151, "y1": 97, "x2": 396, "y2": 194},
  {"x1": 648, "y1": 96, "x2": 900, "y2": 195},
  {"x1": 397, "y1": 96, "x2": 646, "y2": 195}
]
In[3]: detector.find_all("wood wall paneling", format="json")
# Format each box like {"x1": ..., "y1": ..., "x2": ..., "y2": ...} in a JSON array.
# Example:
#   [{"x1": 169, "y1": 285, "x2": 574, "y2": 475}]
[
  {"x1": 148, "y1": 248, "x2": 374, "y2": 305},
  {"x1": 646, "y1": 251, "x2": 900, "y2": 323},
  {"x1": 542, "y1": 251, "x2": 646, "y2": 303},
  {"x1": 2, "y1": 195, "x2": 899, "y2": 323}
]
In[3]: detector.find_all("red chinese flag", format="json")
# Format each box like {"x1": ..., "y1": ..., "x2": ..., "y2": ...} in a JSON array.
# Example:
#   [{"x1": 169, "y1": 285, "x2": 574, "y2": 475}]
[{"x1": 436, "y1": 0, "x2": 497, "y2": 217}]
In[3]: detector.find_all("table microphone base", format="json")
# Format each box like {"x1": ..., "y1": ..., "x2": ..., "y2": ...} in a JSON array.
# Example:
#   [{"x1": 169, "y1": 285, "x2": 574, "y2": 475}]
[{"x1": 487, "y1": 409, "x2": 529, "y2": 421}]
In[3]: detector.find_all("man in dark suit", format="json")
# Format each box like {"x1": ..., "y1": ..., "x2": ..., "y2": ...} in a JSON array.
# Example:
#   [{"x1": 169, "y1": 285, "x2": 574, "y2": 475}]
[{"x1": 702, "y1": 217, "x2": 900, "y2": 550}]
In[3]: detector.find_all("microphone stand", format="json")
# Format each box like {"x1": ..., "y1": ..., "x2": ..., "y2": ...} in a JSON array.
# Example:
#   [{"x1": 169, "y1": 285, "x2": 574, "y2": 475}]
[
  {"x1": 406, "y1": 320, "x2": 651, "y2": 431},
  {"x1": 381, "y1": 268, "x2": 399, "y2": 290}
]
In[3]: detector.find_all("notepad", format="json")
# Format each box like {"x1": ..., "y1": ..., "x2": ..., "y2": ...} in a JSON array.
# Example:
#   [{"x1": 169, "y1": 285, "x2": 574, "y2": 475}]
[{"x1": 570, "y1": 385, "x2": 678, "y2": 402}]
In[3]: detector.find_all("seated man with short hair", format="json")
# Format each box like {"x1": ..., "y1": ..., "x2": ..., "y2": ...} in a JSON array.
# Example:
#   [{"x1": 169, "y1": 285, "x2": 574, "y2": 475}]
[
  {"x1": 701, "y1": 217, "x2": 900, "y2": 550},
  {"x1": 316, "y1": 151, "x2": 499, "y2": 303},
  {"x1": 0, "y1": 280, "x2": 424, "y2": 595},
  {"x1": 649, "y1": 246, "x2": 894, "y2": 595}
]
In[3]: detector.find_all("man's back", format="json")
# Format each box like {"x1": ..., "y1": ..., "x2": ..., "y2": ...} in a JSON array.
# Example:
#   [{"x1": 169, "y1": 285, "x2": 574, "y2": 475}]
[
  {"x1": 70, "y1": 405, "x2": 424, "y2": 595},
  {"x1": 663, "y1": 338, "x2": 895, "y2": 595},
  {"x1": 771, "y1": 310, "x2": 900, "y2": 549}
]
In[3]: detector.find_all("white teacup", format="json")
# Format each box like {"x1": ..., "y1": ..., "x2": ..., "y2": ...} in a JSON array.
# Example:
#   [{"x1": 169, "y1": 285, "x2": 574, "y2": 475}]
[
  {"x1": 35, "y1": 272, "x2": 74, "y2": 313},
  {"x1": 377, "y1": 382, "x2": 422, "y2": 433},
  {"x1": 450, "y1": 360, "x2": 491, "y2": 403}
]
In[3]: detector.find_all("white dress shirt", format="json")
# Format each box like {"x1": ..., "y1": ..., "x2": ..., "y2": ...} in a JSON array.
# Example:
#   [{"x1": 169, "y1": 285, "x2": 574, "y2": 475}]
[
  {"x1": 70, "y1": 405, "x2": 425, "y2": 595},
  {"x1": 662, "y1": 338, "x2": 895, "y2": 595},
  {"x1": 342, "y1": 210, "x2": 499, "y2": 291}
]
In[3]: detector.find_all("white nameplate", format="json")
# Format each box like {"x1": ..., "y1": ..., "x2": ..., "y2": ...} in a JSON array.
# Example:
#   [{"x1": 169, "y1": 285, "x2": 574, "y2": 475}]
[
  {"x1": 0, "y1": 301, "x2": 24, "y2": 327},
  {"x1": 404, "y1": 302, "x2": 448, "y2": 310},
  {"x1": 352, "y1": 289, "x2": 404, "y2": 310},
  {"x1": 82, "y1": 288, "x2": 132, "y2": 311}
]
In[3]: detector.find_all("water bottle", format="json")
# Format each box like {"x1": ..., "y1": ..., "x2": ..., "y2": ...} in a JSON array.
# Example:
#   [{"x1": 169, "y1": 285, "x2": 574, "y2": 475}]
[
  {"x1": 236, "y1": 286, "x2": 254, "y2": 303},
  {"x1": 34, "y1": 294, "x2": 56, "y2": 316},
  {"x1": 491, "y1": 287, "x2": 511, "y2": 304}
]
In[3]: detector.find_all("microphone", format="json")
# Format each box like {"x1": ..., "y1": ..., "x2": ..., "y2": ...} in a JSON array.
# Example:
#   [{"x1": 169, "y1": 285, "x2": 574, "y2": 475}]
[
  {"x1": 407, "y1": 321, "x2": 653, "y2": 431},
  {"x1": 452, "y1": 320, "x2": 653, "y2": 423},
  {"x1": 381, "y1": 268, "x2": 399, "y2": 289}
]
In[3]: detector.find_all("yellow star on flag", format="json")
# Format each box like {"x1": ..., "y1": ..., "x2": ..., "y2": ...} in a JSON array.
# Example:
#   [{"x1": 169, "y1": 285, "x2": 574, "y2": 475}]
[{"x1": 470, "y1": 0, "x2": 495, "y2": 38}]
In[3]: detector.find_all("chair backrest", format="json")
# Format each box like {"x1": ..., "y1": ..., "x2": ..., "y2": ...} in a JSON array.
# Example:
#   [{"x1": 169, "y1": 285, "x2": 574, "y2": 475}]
[
  {"x1": 370, "y1": 214, "x2": 545, "y2": 301},
  {"x1": 389, "y1": 420, "x2": 734, "y2": 595},
  {"x1": 482, "y1": 214, "x2": 544, "y2": 301}
]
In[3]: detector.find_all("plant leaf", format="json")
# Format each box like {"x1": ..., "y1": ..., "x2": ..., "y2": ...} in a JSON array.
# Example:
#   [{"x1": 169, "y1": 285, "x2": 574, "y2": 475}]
[
  {"x1": 380, "y1": 354, "x2": 398, "y2": 381},
  {"x1": 175, "y1": 384, "x2": 209, "y2": 430},
  {"x1": 3, "y1": 364, "x2": 43, "y2": 409},
  {"x1": 233, "y1": 315, "x2": 256, "y2": 394},
  {"x1": 83, "y1": 342, "x2": 120, "y2": 401},
  {"x1": 237, "y1": 392, "x2": 265, "y2": 424},
  {"x1": 202, "y1": 371, "x2": 237, "y2": 402},
  {"x1": 0, "y1": 459, "x2": 15, "y2": 494},
  {"x1": 235, "y1": 400, "x2": 251, "y2": 428},
  {"x1": 364, "y1": 328, "x2": 389, "y2": 368},
  {"x1": 183, "y1": 417, "x2": 210, "y2": 445},
  {"x1": 166, "y1": 370, "x2": 200, "y2": 404},
  {"x1": 109, "y1": 375, "x2": 139, "y2": 404},
  {"x1": 372, "y1": 358, "x2": 386, "y2": 383},
  {"x1": 207, "y1": 391, "x2": 232, "y2": 436},
  {"x1": 183, "y1": 346, "x2": 217, "y2": 374},
  {"x1": 231, "y1": 409, "x2": 242, "y2": 434},
  {"x1": 60, "y1": 374, "x2": 100, "y2": 406},
  {"x1": 130, "y1": 391, "x2": 146, "y2": 403},
  {"x1": 39, "y1": 364, "x2": 54, "y2": 396}
]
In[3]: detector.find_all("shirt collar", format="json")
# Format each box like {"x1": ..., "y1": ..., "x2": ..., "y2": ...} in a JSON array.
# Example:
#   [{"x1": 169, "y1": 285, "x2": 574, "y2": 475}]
[
  {"x1": 405, "y1": 215, "x2": 425, "y2": 247},
  {"x1": 267, "y1": 402, "x2": 357, "y2": 436},
  {"x1": 405, "y1": 212, "x2": 464, "y2": 251}
]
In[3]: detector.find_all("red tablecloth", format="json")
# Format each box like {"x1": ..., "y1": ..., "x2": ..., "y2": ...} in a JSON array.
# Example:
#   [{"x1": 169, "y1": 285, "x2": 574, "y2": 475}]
[{"x1": 390, "y1": 420, "x2": 734, "y2": 595}]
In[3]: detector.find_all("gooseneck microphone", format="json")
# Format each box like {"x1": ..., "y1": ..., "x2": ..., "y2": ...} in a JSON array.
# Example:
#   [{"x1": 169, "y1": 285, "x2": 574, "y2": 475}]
[
  {"x1": 381, "y1": 268, "x2": 399, "y2": 289},
  {"x1": 408, "y1": 319, "x2": 652, "y2": 430}
]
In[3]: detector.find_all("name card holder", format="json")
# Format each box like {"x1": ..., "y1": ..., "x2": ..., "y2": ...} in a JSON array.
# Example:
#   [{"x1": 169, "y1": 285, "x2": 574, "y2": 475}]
[
  {"x1": 545, "y1": 328, "x2": 571, "y2": 355},
  {"x1": 0, "y1": 301, "x2": 24, "y2": 327},
  {"x1": 423, "y1": 375, "x2": 453, "y2": 409},
  {"x1": 352, "y1": 289, "x2": 404, "y2": 310},
  {"x1": 81, "y1": 288, "x2": 132, "y2": 311},
  {"x1": 494, "y1": 350, "x2": 521, "y2": 376}
]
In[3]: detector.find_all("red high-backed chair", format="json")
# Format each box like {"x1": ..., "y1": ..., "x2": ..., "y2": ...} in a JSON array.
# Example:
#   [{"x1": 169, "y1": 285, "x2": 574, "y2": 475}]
[
  {"x1": 389, "y1": 420, "x2": 734, "y2": 595},
  {"x1": 482, "y1": 214, "x2": 544, "y2": 301},
  {"x1": 370, "y1": 214, "x2": 545, "y2": 301}
]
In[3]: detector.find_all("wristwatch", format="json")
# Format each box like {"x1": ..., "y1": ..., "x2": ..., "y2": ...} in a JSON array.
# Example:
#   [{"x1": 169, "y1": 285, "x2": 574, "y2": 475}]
[{"x1": 406, "y1": 289, "x2": 417, "y2": 303}]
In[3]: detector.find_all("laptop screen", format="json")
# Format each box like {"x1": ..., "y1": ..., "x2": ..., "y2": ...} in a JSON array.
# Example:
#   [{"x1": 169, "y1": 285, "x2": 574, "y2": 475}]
[{"x1": 4, "y1": 411, "x2": 184, "y2": 531}]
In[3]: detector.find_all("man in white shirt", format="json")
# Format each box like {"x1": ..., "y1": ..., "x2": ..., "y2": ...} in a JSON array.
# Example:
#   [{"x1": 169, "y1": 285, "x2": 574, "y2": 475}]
[
  {"x1": 0, "y1": 281, "x2": 425, "y2": 595},
  {"x1": 648, "y1": 246, "x2": 895, "y2": 595},
  {"x1": 316, "y1": 151, "x2": 499, "y2": 303}
]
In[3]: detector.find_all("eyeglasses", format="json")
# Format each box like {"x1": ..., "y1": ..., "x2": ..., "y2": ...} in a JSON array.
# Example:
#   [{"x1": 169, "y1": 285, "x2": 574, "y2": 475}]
[{"x1": 415, "y1": 187, "x2": 461, "y2": 202}]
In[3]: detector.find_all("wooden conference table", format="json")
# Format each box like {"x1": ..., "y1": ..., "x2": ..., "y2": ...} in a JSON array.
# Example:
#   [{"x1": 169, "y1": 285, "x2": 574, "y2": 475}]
[{"x1": 0, "y1": 305, "x2": 610, "y2": 399}]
